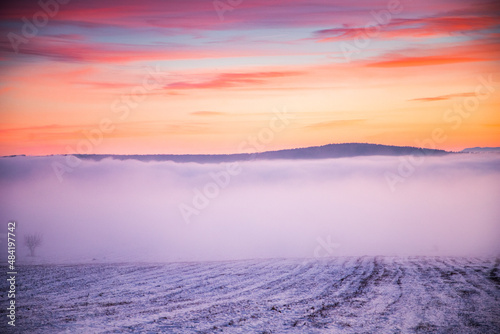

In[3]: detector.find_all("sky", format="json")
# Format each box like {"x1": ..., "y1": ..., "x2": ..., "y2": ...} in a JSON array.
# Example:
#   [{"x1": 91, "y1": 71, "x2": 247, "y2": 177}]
[{"x1": 0, "y1": 0, "x2": 499, "y2": 155}]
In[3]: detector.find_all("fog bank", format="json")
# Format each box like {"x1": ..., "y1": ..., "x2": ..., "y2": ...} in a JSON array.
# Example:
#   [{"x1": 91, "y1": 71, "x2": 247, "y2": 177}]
[{"x1": 1, "y1": 154, "x2": 499, "y2": 263}]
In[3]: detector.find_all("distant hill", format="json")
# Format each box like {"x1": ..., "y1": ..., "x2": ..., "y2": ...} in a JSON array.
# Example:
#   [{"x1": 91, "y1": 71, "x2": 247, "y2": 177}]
[
  {"x1": 72, "y1": 143, "x2": 449, "y2": 163},
  {"x1": 461, "y1": 147, "x2": 500, "y2": 153}
]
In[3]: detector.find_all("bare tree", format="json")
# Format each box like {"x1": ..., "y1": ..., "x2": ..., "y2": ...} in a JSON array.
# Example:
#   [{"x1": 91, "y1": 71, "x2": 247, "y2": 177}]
[{"x1": 24, "y1": 233, "x2": 42, "y2": 257}]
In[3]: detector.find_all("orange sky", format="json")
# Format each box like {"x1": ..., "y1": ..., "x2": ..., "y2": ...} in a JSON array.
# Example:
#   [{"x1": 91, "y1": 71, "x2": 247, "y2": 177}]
[{"x1": 1, "y1": 0, "x2": 499, "y2": 155}]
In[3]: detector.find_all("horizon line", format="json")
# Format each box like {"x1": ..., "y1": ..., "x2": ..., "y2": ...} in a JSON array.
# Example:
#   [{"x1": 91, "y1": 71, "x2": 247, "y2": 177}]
[{"x1": 0, "y1": 142, "x2": 472, "y2": 158}]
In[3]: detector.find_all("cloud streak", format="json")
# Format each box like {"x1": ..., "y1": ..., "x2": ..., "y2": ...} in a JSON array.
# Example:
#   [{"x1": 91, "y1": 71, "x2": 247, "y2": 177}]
[
  {"x1": 366, "y1": 55, "x2": 484, "y2": 67},
  {"x1": 165, "y1": 71, "x2": 303, "y2": 90},
  {"x1": 410, "y1": 92, "x2": 476, "y2": 102},
  {"x1": 314, "y1": 15, "x2": 500, "y2": 42}
]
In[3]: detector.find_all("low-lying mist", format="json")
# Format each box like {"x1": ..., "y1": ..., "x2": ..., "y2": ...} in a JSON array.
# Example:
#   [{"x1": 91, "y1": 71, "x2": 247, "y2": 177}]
[{"x1": 1, "y1": 153, "x2": 499, "y2": 263}]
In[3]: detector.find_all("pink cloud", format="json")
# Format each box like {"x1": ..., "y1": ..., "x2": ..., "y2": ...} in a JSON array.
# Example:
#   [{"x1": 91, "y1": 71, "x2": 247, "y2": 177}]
[
  {"x1": 166, "y1": 71, "x2": 304, "y2": 90},
  {"x1": 314, "y1": 15, "x2": 500, "y2": 42},
  {"x1": 366, "y1": 55, "x2": 483, "y2": 67},
  {"x1": 1, "y1": 0, "x2": 481, "y2": 33},
  {"x1": 74, "y1": 81, "x2": 140, "y2": 90},
  {"x1": 364, "y1": 37, "x2": 500, "y2": 67},
  {"x1": 0, "y1": 33, "x2": 304, "y2": 64}
]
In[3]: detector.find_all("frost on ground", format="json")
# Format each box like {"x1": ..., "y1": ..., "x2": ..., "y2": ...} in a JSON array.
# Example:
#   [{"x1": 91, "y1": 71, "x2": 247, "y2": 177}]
[{"x1": 1, "y1": 257, "x2": 499, "y2": 333}]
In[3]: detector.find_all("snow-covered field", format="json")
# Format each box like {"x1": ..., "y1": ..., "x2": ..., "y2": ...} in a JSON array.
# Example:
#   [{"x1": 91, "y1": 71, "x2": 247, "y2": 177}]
[{"x1": 1, "y1": 257, "x2": 499, "y2": 333}]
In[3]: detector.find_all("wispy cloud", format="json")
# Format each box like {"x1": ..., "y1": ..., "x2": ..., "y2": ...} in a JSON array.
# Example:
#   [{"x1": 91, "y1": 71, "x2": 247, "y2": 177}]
[
  {"x1": 410, "y1": 92, "x2": 476, "y2": 102},
  {"x1": 166, "y1": 71, "x2": 303, "y2": 90},
  {"x1": 313, "y1": 15, "x2": 500, "y2": 42},
  {"x1": 366, "y1": 55, "x2": 484, "y2": 67}
]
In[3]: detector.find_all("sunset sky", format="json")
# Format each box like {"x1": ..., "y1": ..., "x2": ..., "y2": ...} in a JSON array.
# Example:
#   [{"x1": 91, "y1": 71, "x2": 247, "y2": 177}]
[{"x1": 0, "y1": 0, "x2": 499, "y2": 155}]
